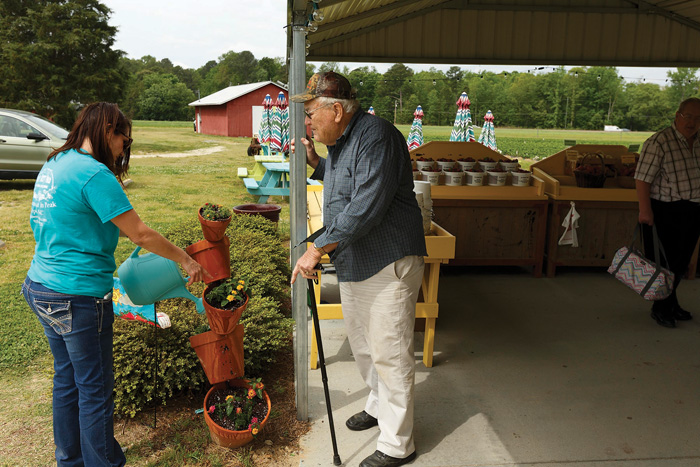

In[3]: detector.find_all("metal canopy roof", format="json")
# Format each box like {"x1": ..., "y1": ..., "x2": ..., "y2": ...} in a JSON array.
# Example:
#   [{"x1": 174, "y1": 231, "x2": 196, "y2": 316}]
[{"x1": 292, "y1": 0, "x2": 700, "y2": 68}]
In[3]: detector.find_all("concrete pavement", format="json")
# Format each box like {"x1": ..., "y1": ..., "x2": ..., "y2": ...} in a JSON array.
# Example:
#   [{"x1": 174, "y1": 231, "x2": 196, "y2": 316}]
[{"x1": 296, "y1": 266, "x2": 700, "y2": 467}]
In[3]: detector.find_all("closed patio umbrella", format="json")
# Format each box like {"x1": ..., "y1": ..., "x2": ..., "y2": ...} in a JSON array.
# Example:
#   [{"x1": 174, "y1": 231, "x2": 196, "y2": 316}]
[
  {"x1": 259, "y1": 94, "x2": 272, "y2": 144},
  {"x1": 270, "y1": 92, "x2": 283, "y2": 152},
  {"x1": 277, "y1": 92, "x2": 290, "y2": 153},
  {"x1": 478, "y1": 110, "x2": 497, "y2": 150},
  {"x1": 407, "y1": 105, "x2": 424, "y2": 150},
  {"x1": 449, "y1": 92, "x2": 472, "y2": 142}
]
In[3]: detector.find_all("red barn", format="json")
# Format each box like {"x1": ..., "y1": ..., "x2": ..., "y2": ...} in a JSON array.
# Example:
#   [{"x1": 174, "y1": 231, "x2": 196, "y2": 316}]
[{"x1": 189, "y1": 81, "x2": 288, "y2": 138}]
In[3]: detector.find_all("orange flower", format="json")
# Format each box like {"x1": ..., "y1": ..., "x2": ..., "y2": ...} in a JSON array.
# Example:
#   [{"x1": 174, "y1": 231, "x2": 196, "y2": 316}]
[
  {"x1": 252, "y1": 427, "x2": 259, "y2": 435},
  {"x1": 236, "y1": 407, "x2": 242, "y2": 414},
  {"x1": 256, "y1": 382, "x2": 264, "y2": 390},
  {"x1": 247, "y1": 389, "x2": 256, "y2": 399}
]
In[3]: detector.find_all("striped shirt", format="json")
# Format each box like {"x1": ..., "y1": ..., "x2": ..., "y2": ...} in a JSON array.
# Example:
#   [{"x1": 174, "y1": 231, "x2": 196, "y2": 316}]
[
  {"x1": 635, "y1": 124, "x2": 700, "y2": 202},
  {"x1": 311, "y1": 111, "x2": 427, "y2": 282}
]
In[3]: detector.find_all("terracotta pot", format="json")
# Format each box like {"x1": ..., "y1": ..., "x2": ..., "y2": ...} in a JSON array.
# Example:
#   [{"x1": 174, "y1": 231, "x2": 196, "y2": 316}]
[
  {"x1": 198, "y1": 209, "x2": 232, "y2": 242},
  {"x1": 232, "y1": 204, "x2": 282, "y2": 223},
  {"x1": 203, "y1": 284, "x2": 249, "y2": 335},
  {"x1": 203, "y1": 379, "x2": 272, "y2": 448},
  {"x1": 189, "y1": 325, "x2": 244, "y2": 385},
  {"x1": 186, "y1": 237, "x2": 231, "y2": 284}
]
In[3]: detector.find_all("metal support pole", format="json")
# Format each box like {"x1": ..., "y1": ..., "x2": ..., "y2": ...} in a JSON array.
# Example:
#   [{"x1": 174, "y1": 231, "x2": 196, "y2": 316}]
[{"x1": 290, "y1": 9, "x2": 309, "y2": 421}]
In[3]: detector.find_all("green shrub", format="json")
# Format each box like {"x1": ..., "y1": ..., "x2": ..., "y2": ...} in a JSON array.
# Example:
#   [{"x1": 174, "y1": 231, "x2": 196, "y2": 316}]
[
  {"x1": 113, "y1": 299, "x2": 207, "y2": 418},
  {"x1": 113, "y1": 214, "x2": 293, "y2": 417},
  {"x1": 241, "y1": 296, "x2": 294, "y2": 375}
]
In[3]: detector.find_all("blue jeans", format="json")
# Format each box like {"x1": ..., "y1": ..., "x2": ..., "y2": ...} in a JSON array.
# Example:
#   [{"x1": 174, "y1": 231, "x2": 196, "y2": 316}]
[{"x1": 22, "y1": 277, "x2": 126, "y2": 467}]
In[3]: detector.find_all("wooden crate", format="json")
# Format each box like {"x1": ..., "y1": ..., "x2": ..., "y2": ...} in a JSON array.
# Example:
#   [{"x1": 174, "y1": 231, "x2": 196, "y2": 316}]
[
  {"x1": 306, "y1": 184, "x2": 456, "y2": 368},
  {"x1": 531, "y1": 144, "x2": 639, "y2": 201}
]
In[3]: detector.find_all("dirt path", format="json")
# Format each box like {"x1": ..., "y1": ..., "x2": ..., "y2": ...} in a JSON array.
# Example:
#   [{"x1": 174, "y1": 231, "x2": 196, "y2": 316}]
[{"x1": 130, "y1": 145, "x2": 227, "y2": 159}]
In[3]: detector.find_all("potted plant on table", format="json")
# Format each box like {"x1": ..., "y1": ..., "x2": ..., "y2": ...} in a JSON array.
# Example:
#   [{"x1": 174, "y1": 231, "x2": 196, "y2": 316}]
[
  {"x1": 198, "y1": 203, "x2": 233, "y2": 242},
  {"x1": 204, "y1": 378, "x2": 272, "y2": 448},
  {"x1": 203, "y1": 276, "x2": 250, "y2": 335}
]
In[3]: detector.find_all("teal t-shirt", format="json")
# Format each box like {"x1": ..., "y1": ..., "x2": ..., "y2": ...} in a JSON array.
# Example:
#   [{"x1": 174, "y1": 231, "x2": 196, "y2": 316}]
[{"x1": 28, "y1": 149, "x2": 133, "y2": 297}]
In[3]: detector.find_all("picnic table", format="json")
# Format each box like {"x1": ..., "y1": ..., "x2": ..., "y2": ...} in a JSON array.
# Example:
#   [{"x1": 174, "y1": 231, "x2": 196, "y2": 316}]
[{"x1": 243, "y1": 162, "x2": 321, "y2": 203}]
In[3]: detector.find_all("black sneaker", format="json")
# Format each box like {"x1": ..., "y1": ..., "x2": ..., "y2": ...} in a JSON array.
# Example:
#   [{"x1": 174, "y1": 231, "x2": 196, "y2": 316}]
[
  {"x1": 360, "y1": 450, "x2": 416, "y2": 467},
  {"x1": 651, "y1": 310, "x2": 676, "y2": 328},
  {"x1": 345, "y1": 411, "x2": 378, "y2": 431},
  {"x1": 673, "y1": 306, "x2": 693, "y2": 321}
]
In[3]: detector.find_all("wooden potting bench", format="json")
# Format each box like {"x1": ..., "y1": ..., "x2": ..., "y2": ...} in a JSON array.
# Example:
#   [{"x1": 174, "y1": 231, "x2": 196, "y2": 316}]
[{"x1": 306, "y1": 184, "x2": 455, "y2": 368}]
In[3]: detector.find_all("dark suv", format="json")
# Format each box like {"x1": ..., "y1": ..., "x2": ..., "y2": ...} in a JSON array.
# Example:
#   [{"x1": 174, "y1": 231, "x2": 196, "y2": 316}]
[{"x1": 0, "y1": 108, "x2": 69, "y2": 180}]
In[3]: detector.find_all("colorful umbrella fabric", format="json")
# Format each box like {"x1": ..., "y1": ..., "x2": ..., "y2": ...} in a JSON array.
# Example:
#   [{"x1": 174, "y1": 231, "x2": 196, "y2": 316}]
[
  {"x1": 478, "y1": 110, "x2": 497, "y2": 150},
  {"x1": 367, "y1": 106, "x2": 375, "y2": 115},
  {"x1": 407, "y1": 105, "x2": 424, "y2": 150},
  {"x1": 449, "y1": 92, "x2": 475, "y2": 142},
  {"x1": 259, "y1": 94, "x2": 272, "y2": 144},
  {"x1": 112, "y1": 277, "x2": 170, "y2": 328},
  {"x1": 270, "y1": 92, "x2": 283, "y2": 152},
  {"x1": 277, "y1": 92, "x2": 289, "y2": 153}
]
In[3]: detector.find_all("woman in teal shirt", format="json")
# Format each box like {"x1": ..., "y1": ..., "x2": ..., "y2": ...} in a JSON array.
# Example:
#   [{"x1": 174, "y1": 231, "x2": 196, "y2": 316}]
[{"x1": 22, "y1": 102, "x2": 207, "y2": 466}]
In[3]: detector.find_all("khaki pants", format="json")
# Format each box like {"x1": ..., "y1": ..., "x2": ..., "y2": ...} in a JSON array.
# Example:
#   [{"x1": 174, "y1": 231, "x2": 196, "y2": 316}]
[{"x1": 338, "y1": 255, "x2": 424, "y2": 458}]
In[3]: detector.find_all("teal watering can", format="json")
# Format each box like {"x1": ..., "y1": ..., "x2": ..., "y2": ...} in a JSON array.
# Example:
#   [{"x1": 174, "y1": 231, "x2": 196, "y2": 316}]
[{"x1": 117, "y1": 246, "x2": 204, "y2": 314}]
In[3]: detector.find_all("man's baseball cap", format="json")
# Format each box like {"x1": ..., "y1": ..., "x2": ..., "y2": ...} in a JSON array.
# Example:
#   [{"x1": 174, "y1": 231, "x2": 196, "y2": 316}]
[{"x1": 290, "y1": 71, "x2": 356, "y2": 103}]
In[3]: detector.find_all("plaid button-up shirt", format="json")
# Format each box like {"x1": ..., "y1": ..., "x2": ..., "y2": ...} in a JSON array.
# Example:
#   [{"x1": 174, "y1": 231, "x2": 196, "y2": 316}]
[
  {"x1": 635, "y1": 124, "x2": 700, "y2": 202},
  {"x1": 311, "y1": 111, "x2": 427, "y2": 282}
]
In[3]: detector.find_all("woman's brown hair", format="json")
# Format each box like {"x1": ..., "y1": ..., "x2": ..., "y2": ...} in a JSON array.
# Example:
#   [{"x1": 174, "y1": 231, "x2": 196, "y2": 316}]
[{"x1": 48, "y1": 102, "x2": 132, "y2": 183}]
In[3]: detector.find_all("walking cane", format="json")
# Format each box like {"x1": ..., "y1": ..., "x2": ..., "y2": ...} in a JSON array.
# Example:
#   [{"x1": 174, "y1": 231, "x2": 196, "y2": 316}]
[
  {"x1": 295, "y1": 227, "x2": 341, "y2": 465},
  {"x1": 307, "y1": 273, "x2": 341, "y2": 466}
]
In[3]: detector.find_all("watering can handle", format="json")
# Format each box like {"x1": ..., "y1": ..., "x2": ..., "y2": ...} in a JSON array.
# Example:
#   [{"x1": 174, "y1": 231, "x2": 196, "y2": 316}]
[{"x1": 130, "y1": 246, "x2": 142, "y2": 258}]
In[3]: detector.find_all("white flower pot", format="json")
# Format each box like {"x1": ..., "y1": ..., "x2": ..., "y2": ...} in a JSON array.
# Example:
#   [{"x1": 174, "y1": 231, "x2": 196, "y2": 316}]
[
  {"x1": 486, "y1": 171, "x2": 507, "y2": 186},
  {"x1": 499, "y1": 161, "x2": 519, "y2": 172},
  {"x1": 436, "y1": 160, "x2": 456, "y2": 172},
  {"x1": 465, "y1": 171, "x2": 484, "y2": 186},
  {"x1": 511, "y1": 171, "x2": 532, "y2": 187},
  {"x1": 421, "y1": 170, "x2": 441, "y2": 186},
  {"x1": 457, "y1": 160, "x2": 476, "y2": 171},
  {"x1": 444, "y1": 171, "x2": 464, "y2": 186},
  {"x1": 478, "y1": 161, "x2": 497, "y2": 171},
  {"x1": 415, "y1": 160, "x2": 435, "y2": 171}
]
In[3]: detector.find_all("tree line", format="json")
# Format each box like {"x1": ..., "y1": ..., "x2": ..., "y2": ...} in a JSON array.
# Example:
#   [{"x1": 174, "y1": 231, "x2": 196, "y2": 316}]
[{"x1": 1, "y1": 1, "x2": 698, "y2": 131}]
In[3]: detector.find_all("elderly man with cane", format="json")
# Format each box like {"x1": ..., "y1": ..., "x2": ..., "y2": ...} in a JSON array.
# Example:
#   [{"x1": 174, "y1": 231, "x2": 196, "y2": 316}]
[{"x1": 290, "y1": 71, "x2": 426, "y2": 467}]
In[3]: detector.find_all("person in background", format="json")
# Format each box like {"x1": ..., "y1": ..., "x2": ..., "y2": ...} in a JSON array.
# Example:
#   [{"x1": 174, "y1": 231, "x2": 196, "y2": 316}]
[
  {"x1": 247, "y1": 134, "x2": 262, "y2": 156},
  {"x1": 635, "y1": 97, "x2": 700, "y2": 328},
  {"x1": 22, "y1": 102, "x2": 208, "y2": 466},
  {"x1": 290, "y1": 72, "x2": 426, "y2": 467}
]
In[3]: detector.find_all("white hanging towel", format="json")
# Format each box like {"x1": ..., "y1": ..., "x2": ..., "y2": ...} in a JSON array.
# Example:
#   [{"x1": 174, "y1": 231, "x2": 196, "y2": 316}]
[{"x1": 558, "y1": 201, "x2": 581, "y2": 247}]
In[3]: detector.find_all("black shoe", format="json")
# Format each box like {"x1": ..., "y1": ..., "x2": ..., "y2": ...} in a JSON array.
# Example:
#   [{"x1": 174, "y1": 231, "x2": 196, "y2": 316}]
[
  {"x1": 673, "y1": 306, "x2": 693, "y2": 321},
  {"x1": 651, "y1": 310, "x2": 676, "y2": 328},
  {"x1": 346, "y1": 411, "x2": 378, "y2": 431},
  {"x1": 360, "y1": 450, "x2": 416, "y2": 467}
]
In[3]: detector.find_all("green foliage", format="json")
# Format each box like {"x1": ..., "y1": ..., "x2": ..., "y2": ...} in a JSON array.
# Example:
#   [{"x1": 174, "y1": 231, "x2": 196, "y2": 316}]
[
  {"x1": 240, "y1": 297, "x2": 294, "y2": 375},
  {"x1": 138, "y1": 73, "x2": 195, "y2": 121},
  {"x1": 0, "y1": 0, "x2": 125, "y2": 127},
  {"x1": 0, "y1": 284, "x2": 47, "y2": 370},
  {"x1": 113, "y1": 300, "x2": 208, "y2": 418},
  {"x1": 205, "y1": 277, "x2": 249, "y2": 309},
  {"x1": 199, "y1": 202, "x2": 232, "y2": 221},
  {"x1": 113, "y1": 212, "x2": 292, "y2": 417}
]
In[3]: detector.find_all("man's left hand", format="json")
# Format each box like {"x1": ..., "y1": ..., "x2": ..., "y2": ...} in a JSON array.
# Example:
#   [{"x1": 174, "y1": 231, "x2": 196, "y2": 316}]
[{"x1": 291, "y1": 247, "x2": 324, "y2": 284}]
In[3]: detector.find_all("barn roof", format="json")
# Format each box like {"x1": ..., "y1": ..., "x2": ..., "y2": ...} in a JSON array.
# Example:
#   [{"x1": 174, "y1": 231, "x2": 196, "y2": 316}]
[
  {"x1": 188, "y1": 81, "x2": 288, "y2": 107},
  {"x1": 292, "y1": 0, "x2": 700, "y2": 67}
]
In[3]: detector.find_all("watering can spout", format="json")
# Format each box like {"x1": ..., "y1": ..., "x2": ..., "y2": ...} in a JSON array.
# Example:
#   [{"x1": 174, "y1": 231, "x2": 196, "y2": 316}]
[{"x1": 130, "y1": 246, "x2": 142, "y2": 258}]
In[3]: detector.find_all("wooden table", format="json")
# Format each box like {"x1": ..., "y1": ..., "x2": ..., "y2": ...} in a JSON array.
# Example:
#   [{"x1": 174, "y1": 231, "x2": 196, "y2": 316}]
[{"x1": 306, "y1": 185, "x2": 456, "y2": 369}]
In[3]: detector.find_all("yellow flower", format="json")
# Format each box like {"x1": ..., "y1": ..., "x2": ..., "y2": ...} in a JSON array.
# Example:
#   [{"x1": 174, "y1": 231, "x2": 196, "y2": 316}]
[
  {"x1": 237, "y1": 284, "x2": 243, "y2": 291},
  {"x1": 238, "y1": 280, "x2": 245, "y2": 285},
  {"x1": 226, "y1": 294, "x2": 234, "y2": 301},
  {"x1": 247, "y1": 389, "x2": 256, "y2": 399},
  {"x1": 226, "y1": 395, "x2": 234, "y2": 402},
  {"x1": 251, "y1": 427, "x2": 259, "y2": 435}
]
